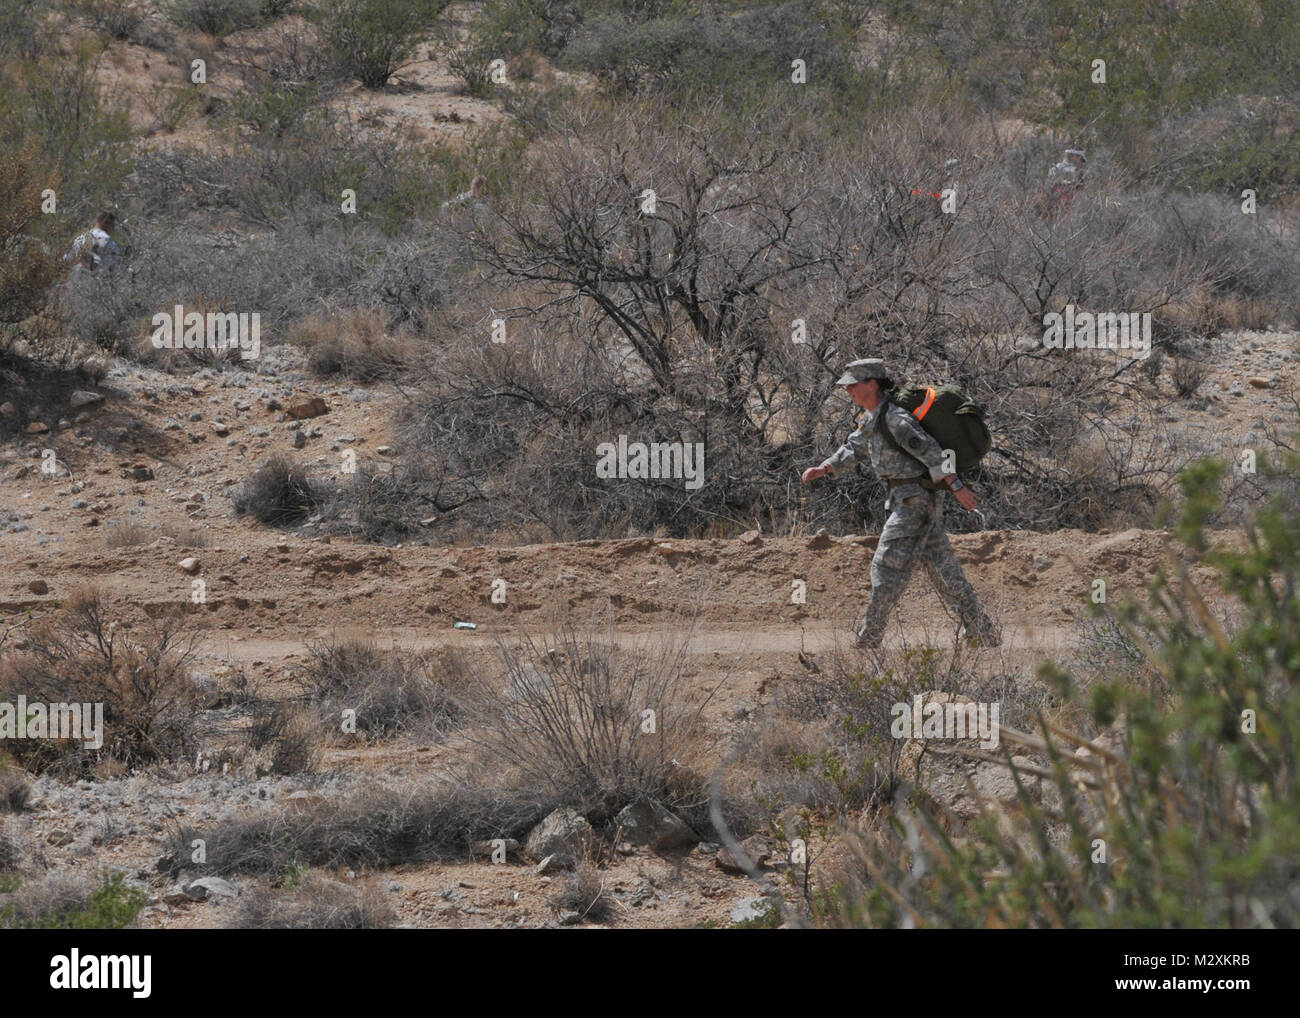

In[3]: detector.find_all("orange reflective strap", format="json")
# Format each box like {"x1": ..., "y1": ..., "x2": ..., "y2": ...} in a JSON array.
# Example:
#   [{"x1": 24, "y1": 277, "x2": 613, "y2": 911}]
[{"x1": 914, "y1": 386, "x2": 936, "y2": 421}]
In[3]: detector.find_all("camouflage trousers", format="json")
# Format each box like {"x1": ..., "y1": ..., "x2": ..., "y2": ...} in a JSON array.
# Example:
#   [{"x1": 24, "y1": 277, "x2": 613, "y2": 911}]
[{"x1": 855, "y1": 488, "x2": 996, "y2": 648}]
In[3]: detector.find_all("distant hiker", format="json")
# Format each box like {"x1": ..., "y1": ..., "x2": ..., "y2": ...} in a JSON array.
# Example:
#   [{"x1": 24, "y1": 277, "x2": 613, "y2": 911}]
[
  {"x1": 801, "y1": 358, "x2": 999, "y2": 650},
  {"x1": 1042, "y1": 147, "x2": 1086, "y2": 217},
  {"x1": 441, "y1": 174, "x2": 487, "y2": 213},
  {"x1": 65, "y1": 211, "x2": 122, "y2": 277}
]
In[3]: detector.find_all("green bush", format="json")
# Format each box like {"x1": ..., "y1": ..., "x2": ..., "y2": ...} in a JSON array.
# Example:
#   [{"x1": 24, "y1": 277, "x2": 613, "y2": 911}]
[
  {"x1": 162, "y1": 0, "x2": 262, "y2": 35},
  {"x1": 1, "y1": 873, "x2": 147, "y2": 929},
  {"x1": 818, "y1": 453, "x2": 1300, "y2": 928},
  {"x1": 0, "y1": 41, "x2": 133, "y2": 225},
  {"x1": 316, "y1": 0, "x2": 449, "y2": 88},
  {"x1": 562, "y1": 2, "x2": 854, "y2": 99},
  {"x1": 73, "y1": 0, "x2": 146, "y2": 41}
]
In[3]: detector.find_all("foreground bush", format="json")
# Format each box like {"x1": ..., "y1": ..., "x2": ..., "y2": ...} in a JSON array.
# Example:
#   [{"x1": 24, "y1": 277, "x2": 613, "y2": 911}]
[
  {"x1": 0, "y1": 590, "x2": 204, "y2": 774},
  {"x1": 817, "y1": 454, "x2": 1300, "y2": 928},
  {"x1": 1, "y1": 872, "x2": 147, "y2": 929}
]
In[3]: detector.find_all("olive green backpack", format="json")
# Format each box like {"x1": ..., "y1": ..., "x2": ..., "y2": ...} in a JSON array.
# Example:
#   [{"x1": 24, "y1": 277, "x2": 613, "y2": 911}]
[{"x1": 875, "y1": 382, "x2": 992, "y2": 473}]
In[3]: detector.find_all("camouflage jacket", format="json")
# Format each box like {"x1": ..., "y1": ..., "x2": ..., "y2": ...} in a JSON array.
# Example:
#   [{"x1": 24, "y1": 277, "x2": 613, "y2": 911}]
[
  {"x1": 822, "y1": 402, "x2": 950, "y2": 501},
  {"x1": 1047, "y1": 162, "x2": 1082, "y2": 188}
]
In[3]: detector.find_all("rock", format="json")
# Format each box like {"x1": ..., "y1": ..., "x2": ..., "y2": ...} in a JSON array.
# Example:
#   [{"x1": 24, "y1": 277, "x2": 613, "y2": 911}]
[
  {"x1": 533, "y1": 855, "x2": 559, "y2": 875},
  {"x1": 69, "y1": 391, "x2": 103, "y2": 409},
  {"x1": 376, "y1": 446, "x2": 392, "y2": 455},
  {"x1": 558, "y1": 910, "x2": 582, "y2": 925},
  {"x1": 738, "y1": 529, "x2": 762, "y2": 546},
  {"x1": 284, "y1": 790, "x2": 327, "y2": 811},
  {"x1": 178, "y1": 557, "x2": 200, "y2": 574},
  {"x1": 1247, "y1": 377, "x2": 1272, "y2": 389},
  {"x1": 473, "y1": 838, "x2": 520, "y2": 857},
  {"x1": 211, "y1": 422, "x2": 229, "y2": 436},
  {"x1": 525, "y1": 807, "x2": 593, "y2": 869},
  {"x1": 729, "y1": 897, "x2": 770, "y2": 923},
  {"x1": 46, "y1": 829, "x2": 74, "y2": 847},
  {"x1": 25, "y1": 421, "x2": 48, "y2": 435},
  {"x1": 162, "y1": 885, "x2": 190, "y2": 906},
  {"x1": 716, "y1": 836, "x2": 771, "y2": 874},
  {"x1": 185, "y1": 876, "x2": 239, "y2": 901},
  {"x1": 807, "y1": 528, "x2": 833, "y2": 550},
  {"x1": 287, "y1": 397, "x2": 328, "y2": 419},
  {"x1": 0, "y1": 401, "x2": 14, "y2": 417},
  {"x1": 28, "y1": 579, "x2": 48, "y2": 595},
  {"x1": 614, "y1": 799, "x2": 696, "y2": 852},
  {"x1": 1033, "y1": 555, "x2": 1052, "y2": 572},
  {"x1": 335, "y1": 433, "x2": 356, "y2": 444},
  {"x1": 292, "y1": 430, "x2": 306, "y2": 449}
]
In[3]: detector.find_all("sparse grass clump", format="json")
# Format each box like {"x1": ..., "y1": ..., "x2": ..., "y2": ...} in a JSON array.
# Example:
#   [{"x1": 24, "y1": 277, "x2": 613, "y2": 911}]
[
  {"x1": 291, "y1": 310, "x2": 412, "y2": 381},
  {"x1": 227, "y1": 871, "x2": 395, "y2": 928},
  {"x1": 551, "y1": 861, "x2": 610, "y2": 923}
]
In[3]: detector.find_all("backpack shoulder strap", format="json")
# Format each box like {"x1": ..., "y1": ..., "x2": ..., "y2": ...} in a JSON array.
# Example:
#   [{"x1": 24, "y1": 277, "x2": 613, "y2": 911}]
[{"x1": 873, "y1": 401, "x2": 904, "y2": 452}]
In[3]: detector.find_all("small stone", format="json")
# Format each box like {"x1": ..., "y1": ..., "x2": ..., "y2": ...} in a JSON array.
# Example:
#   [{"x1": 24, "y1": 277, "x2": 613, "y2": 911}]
[
  {"x1": 211, "y1": 422, "x2": 229, "y2": 436},
  {"x1": 28, "y1": 579, "x2": 48, "y2": 595},
  {"x1": 178, "y1": 557, "x2": 200, "y2": 574},
  {"x1": 69, "y1": 390, "x2": 104, "y2": 409},
  {"x1": 25, "y1": 422, "x2": 48, "y2": 435},
  {"x1": 738, "y1": 530, "x2": 761, "y2": 545},
  {"x1": 185, "y1": 876, "x2": 239, "y2": 901},
  {"x1": 163, "y1": 885, "x2": 190, "y2": 906},
  {"x1": 0, "y1": 401, "x2": 14, "y2": 417},
  {"x1": 287, "y1": 397, "x2": 328, "y2": 419},
  {"x1": 292, "y1": 431, "x2": 306, "y2": 449},
  {"x1": 46, "y1": 829, "x2": 74, "y2": 847},
  {"x1": 807, "y1": 528, "x2": 833, "y2": 550}
]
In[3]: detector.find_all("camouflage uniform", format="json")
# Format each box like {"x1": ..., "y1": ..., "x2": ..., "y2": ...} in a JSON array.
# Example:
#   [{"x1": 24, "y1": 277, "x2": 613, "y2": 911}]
[{"x1": 823, "y1": 402, "x2": 996, "y2": 648}]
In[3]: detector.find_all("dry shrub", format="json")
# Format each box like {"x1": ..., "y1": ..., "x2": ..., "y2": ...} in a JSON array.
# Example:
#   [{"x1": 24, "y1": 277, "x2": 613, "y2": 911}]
[
  {"x1": 0, "y1": 589, "x2": 204, "y2": 774},
  {"x1": 244, "y1": 702, "x2": 319, "y2": 775},
  {"x1": 233, "y1": 456, "x2": 319, "y2": 525},
  {"x1": 290, "y1": 309, "x2": 414, "y2": 381},
  {"x1": 0, "y1": 766, "x2": 30, "y2": 813},
  {"x1": 302, "y1": 636, "x2": 466, "y2": 741},
  {"x1": 1171, "y1": 355, "x2": 1209, "y2": 398},
  {"x1": 167, "y1": 780, "x2": 557, "y2": 875},
  {"x1": 463, "y1": 622, "x2": 716, "y2": 824}
]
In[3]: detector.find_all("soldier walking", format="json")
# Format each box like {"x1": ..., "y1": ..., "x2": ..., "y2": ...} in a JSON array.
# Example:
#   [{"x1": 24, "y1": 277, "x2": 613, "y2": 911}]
[{"x1": 801, "y1": 359, "x2": 999, "y2": 649}]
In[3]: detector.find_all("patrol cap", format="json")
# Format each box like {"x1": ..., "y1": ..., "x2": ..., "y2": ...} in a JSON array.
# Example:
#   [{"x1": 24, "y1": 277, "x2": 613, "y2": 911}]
[{"x1": 835, "y1": 358, "x2": 888, "y2": 386}]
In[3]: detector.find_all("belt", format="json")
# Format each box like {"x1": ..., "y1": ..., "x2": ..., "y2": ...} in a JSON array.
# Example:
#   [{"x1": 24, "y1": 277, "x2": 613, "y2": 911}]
[{"x1": 888, "y1": 476, "x2": 944, "y2": 491}]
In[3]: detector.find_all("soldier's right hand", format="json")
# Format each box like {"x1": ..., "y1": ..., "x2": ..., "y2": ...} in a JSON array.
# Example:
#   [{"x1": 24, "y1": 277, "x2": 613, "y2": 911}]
[{"x1": 801, "y1": 465, "x2": 828, "y2": 484}]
